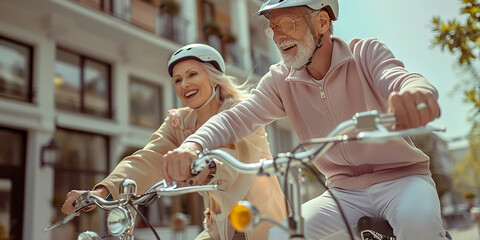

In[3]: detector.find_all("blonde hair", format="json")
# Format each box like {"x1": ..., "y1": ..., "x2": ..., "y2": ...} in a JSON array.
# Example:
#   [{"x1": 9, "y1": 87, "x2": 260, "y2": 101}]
[{"x1": 200, "y1": 62, "x2": 252, "y2": 102}]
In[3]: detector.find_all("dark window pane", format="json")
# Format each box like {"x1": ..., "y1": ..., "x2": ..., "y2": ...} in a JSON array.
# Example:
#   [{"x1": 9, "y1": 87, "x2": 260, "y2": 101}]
[
  {"x1": 51, "y1": 129, "x2": 109, "y2": 239},
  {"x1": 55, "y1": 49, "x2": 81, "y2": 111},
  {"x1": 277, "y1": 128, "x2": 293, "y2": 153},
  {"x1": 202, "y1": 1, "x2": 215, "y2": 23},
  {"x1": 0, "y1": 179, "x2": 12, "y2": 238},
  {"x1": 54, "y1": 129, "x2": 108, "y2": 171},
  {"x1": 51, "y1": 171, "x2": 107, "y2": 239},
  {"x1": 0, "y1": 37, "x2": 32, "y2": 101},
  {"x1": 129, "y1": 78, "x2": 162, "y2": 129},
  {"x1": 84, "y1": 59, "x2": 109, "y2": 117},
  {"x1": 0, "y1": 128, "x2": 25, "y2": 167}
]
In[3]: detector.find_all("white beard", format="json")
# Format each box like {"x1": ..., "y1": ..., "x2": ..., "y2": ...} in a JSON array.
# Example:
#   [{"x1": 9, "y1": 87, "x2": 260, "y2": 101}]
[{"x1": 277, "y1": 30, "x2": 316, "y2": 69}]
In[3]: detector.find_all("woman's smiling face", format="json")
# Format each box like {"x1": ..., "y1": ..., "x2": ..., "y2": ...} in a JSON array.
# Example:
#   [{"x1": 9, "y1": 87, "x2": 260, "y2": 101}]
[{"x1": 172, "y1": 60, "x2": 214, "y2": 109}]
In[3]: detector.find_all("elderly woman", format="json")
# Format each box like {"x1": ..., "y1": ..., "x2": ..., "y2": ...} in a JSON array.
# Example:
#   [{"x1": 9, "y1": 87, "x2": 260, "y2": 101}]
[{"x1": 61, "y1": 43, "x2": 287, "y2": 240}]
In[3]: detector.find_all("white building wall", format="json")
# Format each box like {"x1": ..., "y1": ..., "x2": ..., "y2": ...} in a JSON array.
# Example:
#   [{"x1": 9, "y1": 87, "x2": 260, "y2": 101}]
[
  {"x1": 0, "y1": 0, "x2": 288, "y2": 239},
  {"x1": 0, "y1": 2, "x2": 59, "y2": 239}
]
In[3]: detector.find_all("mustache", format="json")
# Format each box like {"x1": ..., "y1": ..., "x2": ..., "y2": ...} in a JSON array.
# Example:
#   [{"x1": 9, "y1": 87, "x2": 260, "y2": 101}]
[{"x1": 277, "y1": 40, "x2": 300, "y2": 49}]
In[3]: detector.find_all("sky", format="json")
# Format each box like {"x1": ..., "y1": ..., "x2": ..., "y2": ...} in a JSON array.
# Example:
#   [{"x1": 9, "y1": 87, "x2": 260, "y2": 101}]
[{"x1": 332, "y1": 0, "x2": 473, "y2": 148}]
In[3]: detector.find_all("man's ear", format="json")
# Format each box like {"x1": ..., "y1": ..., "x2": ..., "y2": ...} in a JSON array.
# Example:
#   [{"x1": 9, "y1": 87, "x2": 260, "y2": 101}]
[{"x1": 313, "y1": 11, "x2": 330, "y2": 35}]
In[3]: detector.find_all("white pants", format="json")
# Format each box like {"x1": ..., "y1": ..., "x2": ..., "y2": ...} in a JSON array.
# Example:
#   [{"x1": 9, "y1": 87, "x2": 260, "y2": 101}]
[{"x1": 268, "y1": 175, "x2": 448, "y2": 240}]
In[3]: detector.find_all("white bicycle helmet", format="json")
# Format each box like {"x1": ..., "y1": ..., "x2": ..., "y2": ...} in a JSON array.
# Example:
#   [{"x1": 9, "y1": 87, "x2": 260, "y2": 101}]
[
  {"x1": 167, "y1": 43, "x2": 225, "y2": 77},
  {"x1": 252, "y1": 0, "x2": 339, "y2": 20}
]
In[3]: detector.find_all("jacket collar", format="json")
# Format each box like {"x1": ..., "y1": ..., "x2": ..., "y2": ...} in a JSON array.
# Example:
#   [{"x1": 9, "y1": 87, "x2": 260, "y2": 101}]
[{"x1": 285, "y1": 36, "x2": 354, "y2": 84}]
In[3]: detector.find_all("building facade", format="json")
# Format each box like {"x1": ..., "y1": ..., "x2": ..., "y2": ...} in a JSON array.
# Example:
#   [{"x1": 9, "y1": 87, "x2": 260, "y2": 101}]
[{"x1": 0, "y1": 0, "x2": 300, "y2": 239}]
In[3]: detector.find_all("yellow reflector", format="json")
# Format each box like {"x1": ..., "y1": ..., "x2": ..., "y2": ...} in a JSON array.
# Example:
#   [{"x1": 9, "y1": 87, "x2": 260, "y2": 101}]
[{"x1": 229, "y1": 203, "x2": 252, "y2": 231}]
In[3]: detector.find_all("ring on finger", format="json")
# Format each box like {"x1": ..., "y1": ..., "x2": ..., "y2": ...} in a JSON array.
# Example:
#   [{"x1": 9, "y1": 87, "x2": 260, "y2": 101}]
[{"x1": 416, "y1": 102, "x2": 427, "y2": 110}]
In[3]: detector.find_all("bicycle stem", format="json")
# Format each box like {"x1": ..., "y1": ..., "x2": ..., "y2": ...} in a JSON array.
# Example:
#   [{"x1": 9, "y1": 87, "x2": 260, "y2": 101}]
[{"x1": 287, "y1": 167, "x2": 305, "y2": 238}]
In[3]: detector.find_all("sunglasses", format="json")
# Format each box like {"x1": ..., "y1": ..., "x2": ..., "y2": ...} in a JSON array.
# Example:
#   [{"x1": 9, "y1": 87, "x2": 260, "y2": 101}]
[{"x1": 263, "y1": 12, "x2": 315, "y2": 38}]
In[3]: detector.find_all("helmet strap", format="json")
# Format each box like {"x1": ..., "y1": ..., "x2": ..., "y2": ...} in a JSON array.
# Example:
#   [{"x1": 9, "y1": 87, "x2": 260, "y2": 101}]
[
  {"x1": 193, "y1": 85, "x2": 217, "y2": 110},
  {"x1": 296, "y1": 33, "x2": 324, "y2": 70},
  {"x1": 296, "y1": 8, "x2": 324, "y2": 70}
]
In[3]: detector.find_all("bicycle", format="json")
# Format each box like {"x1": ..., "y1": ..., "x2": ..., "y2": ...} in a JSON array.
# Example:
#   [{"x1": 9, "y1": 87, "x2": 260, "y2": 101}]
[
  {"x1": 190, "y1": 110, "x2": 450, "y2": 240},
  {"x1": 43, "y1": 179, "x2": 219, "y2": 240}
]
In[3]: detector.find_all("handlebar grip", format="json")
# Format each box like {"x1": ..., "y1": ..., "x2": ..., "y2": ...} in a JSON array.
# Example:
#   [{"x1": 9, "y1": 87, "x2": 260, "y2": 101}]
[{"x1": 191, "y1": 156, "x2": 213, "y2": 175}]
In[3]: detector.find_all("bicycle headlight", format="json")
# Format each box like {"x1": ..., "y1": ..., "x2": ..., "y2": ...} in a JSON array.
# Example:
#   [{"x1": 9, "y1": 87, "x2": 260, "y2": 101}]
[
  {"x1": 77, "y1": 231, "x2": 101, "y2": 240},
  {"x1": 229, "y1": 201, "x2": 260, "y2": 232},
  {"x1": 106, "y1": 207, "x2": 132, "y2": 236}
]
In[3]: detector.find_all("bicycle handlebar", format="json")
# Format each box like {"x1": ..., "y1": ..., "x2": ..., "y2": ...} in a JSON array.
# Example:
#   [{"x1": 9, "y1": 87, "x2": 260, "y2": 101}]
[
  {"x1": 43, "y1": 181, "x2": 218, "y2": 233},
  {"x1": 191, "y1": 110, "x2": 444, "y2": 175}
]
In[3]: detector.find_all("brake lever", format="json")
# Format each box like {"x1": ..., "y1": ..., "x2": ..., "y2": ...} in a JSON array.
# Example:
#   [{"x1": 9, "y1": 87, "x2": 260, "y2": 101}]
[
  {"x1": 43, "y1": 210, "x2": 77, "y2": 232},
  {"x1": 43, "y1": 191, "x2": 95, "y2": 232}
]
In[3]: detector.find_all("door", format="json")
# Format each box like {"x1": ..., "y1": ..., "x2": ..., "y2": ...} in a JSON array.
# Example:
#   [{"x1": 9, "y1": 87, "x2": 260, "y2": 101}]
[{"x1": 0, "y1": 127, "x2": 26, "y2": 240}]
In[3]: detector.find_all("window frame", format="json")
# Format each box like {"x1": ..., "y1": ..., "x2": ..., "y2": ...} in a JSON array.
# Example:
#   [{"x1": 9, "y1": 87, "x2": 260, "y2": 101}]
[
  {"x1": 129, "y1": 76, "x2": 164, "y2": 129},
  {"x1": 0, "y1": 35, "x2": 34, "y2": 103},
  {"x1": 55, "y1": 46, "x2": 113, "y2": 118}
]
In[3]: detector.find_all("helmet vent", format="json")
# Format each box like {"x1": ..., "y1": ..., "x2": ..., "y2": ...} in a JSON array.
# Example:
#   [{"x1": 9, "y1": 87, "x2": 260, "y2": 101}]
[{"x1": 173, "y1": 49, "x2": 183, "y2": 56}]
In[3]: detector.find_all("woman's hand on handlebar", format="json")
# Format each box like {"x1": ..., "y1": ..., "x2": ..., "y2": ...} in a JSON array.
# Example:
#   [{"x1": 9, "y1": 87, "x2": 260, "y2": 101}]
[
  {"x1": 61, "y1": 186, "x2": 109, "y2": 215},
  {"x1": 388, "y1": 91, "x2": 440, "y2": 130},
  {"x1": 163, "y1": 142, "x2": 203, "y2": 185}
]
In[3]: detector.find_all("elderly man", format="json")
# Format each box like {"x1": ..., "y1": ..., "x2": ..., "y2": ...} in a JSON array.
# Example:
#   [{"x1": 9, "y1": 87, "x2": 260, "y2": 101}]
[{"x1": 164, "y1": 1, "x2": 448, "y2": 239}]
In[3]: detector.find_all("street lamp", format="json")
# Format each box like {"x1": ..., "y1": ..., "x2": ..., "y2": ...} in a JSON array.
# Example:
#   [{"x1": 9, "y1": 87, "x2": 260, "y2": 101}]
[{"x1": 40, "y1": 137, "x2": 60, "y2": 168}]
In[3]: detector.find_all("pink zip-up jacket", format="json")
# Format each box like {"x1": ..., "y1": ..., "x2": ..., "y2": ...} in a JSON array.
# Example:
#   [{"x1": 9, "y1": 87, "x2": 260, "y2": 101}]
[{"x1": 186, "y1": 37, "x2": 438, "y2": 190}]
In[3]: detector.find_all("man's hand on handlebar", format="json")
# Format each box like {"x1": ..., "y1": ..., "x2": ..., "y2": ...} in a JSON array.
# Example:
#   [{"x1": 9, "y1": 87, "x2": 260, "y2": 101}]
[
  {"x1": 388, "y1": 91, "x2": 440, "y2": 130},
  {"x1": 61, "y1": 186, "x2": 109, "y2": 216},
  {"x1": 163, "y1": 142, "x2": 205, "y2": 185}
]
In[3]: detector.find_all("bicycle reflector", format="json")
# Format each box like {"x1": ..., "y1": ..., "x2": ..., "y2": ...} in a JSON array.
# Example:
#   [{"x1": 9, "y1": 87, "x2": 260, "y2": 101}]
[{"x1": 229, "y1": 201, "x2": 260, "y2": 232}]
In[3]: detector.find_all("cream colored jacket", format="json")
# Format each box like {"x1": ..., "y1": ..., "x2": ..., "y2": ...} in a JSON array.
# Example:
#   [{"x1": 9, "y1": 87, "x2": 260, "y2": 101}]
[{"x1": 96, "y1": 98, "x2": 287, "y2": 240}]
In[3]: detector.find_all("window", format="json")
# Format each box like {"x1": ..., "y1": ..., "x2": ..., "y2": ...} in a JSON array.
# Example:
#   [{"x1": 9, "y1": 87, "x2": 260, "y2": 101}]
[
  {"x1": 0, "y1": 127, "x2": 26, "y2": 167},
  {"x1": 129, "y1": 77, "x2": 163, "y2": 129},
  {"x1": 0, "y1": 36, "x2": 33, "y2": 102},
  {"x1": 55, "y1": 48, "x2": 112, "y2": 118},
  {"x1": 51, "y1": 129, "x2": 109, "y2": 238},
  {"x1": 267, "y1": 123, "x2": 294, "y2": 155},
  {"x1": 276, "y1": 127, "x2": 294, "y2": 153},
  {"x1": 201, "y1": 0, "x2": 215, "y2": 24},
  {"x1": 75, "y1": 0, "x2": 113, "y2": 13}
]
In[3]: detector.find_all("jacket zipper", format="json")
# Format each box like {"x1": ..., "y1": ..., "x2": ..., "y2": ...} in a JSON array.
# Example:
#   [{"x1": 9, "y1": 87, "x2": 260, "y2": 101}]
[
  {"x1": 319, "y1": 73, "x2": 355, "y2": 167},
  {"x1": 319, "y1": 86, "x2": 326, "y2": 98}
]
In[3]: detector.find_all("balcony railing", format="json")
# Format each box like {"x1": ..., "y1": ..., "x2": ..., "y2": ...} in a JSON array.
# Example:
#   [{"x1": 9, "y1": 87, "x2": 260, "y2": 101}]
[
  {"x1": 157, "y1": 13, "x2": 188, "y2": 45},
  {"x1": 71, "y1": 0, "x2": 189, "y2": 45},
  {"x1": 207, "y1": 36, "x2": 246, "y2": 71}
]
